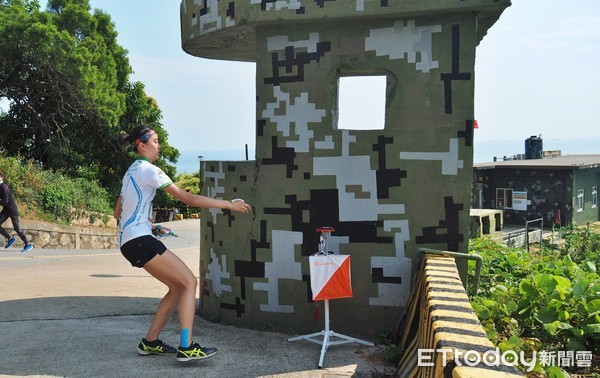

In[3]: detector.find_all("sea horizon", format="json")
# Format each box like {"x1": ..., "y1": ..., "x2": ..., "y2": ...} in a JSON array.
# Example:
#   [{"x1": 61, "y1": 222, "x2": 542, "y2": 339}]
[{"x1": 174, "y1": 137, "x2": 599, "y2": 174}]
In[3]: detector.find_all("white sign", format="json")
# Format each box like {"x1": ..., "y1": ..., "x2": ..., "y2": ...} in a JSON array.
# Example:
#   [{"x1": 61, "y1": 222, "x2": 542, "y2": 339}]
[{"x1": 513, "y1": 191, "x2": 528, "y2": 211}]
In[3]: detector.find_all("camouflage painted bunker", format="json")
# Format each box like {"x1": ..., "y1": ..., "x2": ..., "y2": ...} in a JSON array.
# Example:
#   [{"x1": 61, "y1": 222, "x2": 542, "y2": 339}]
[{"x1": 180, "y1": 0, "x2": 510, "y2": 337}]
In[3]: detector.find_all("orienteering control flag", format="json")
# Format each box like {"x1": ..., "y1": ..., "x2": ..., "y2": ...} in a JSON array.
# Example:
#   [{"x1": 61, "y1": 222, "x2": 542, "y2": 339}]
[{"x1": 309, "y1": 254, "x2": 353, "y2": 300}]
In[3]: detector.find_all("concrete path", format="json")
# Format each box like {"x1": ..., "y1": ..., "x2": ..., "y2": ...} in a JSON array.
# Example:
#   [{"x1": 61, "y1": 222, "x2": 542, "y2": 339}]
[{"x1": 0, "y1": 219, "x2": 395, "y2": 377}]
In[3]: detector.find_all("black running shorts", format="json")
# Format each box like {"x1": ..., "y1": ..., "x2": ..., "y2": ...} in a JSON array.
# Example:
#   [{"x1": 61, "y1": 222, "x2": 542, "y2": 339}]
[{"x1": 120, "y1": 235, "x2": 167, "y2": 268}]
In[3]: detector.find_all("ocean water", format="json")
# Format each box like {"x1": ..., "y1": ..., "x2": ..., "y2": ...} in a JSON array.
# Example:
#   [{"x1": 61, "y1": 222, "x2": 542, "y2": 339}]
[
  {"x1": 174, "y1": 138, "x2": 599, "y2": 174},
  {"x1": 176, "y1": 148, "x2": 254, "y2": 174}
]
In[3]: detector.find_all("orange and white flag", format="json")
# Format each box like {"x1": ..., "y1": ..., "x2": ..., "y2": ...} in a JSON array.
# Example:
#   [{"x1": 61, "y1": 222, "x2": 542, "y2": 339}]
[{"x1": 309, "y1": 254, "x2": 353, "y2": 300}]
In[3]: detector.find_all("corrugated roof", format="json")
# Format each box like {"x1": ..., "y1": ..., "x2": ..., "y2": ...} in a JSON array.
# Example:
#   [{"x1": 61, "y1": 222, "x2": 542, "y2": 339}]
[{"x1": 474, "y1": 154, "x2": 600, "y2": 170}]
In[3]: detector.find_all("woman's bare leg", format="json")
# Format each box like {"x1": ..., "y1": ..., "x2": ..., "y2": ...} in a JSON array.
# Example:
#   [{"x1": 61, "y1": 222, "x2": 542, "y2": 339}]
[{"x1": 142, "y1": 250, "x2": 197, "y2": 345}]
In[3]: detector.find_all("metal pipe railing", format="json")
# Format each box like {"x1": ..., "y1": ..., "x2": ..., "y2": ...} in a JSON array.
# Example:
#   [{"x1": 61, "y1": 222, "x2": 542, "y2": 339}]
[{"x1": 417, "y1": 247, "x2": 483, "y2": 296}]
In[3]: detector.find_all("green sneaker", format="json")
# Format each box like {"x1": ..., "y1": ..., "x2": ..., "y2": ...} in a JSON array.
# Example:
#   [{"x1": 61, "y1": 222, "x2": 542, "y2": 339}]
[
  {"x1": 176, "y1": 342, "x2": 217, "y2": 362},
  {"x1": 137, "y1": 338, "x2": 177, "y2": 356}
]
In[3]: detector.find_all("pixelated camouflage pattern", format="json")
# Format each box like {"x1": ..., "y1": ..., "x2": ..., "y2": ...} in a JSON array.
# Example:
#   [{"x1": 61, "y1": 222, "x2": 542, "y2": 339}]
[{"x1": 182, "y1": 0, "x2": 509, "y2": 337}]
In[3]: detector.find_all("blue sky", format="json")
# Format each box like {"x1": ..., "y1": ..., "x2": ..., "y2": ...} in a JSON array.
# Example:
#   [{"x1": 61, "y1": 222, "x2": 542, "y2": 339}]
[{"x1": 68, "y1": 1, "x2": 600, "y2": 171}]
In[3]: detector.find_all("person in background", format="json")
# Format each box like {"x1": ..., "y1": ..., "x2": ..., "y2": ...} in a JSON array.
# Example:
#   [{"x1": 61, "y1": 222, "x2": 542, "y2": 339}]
[
  {"x1": 114, "y1": 125, "x2": 251, "y2": 362},
  {"x1": 0, "y1": 172, "x2": 33, "y2": 252}
]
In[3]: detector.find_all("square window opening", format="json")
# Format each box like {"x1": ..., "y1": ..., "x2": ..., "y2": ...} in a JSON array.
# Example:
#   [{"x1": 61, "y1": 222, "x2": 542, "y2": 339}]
[{"x1": 337, "y1": 76, "x2": 386, "y2": 130}]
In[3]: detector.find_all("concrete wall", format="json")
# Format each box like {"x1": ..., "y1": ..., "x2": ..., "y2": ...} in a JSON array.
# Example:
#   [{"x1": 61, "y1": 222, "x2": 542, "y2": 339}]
[
  {"x1": 198, "y1": 16, "x2": 475, "y2": 337},
  {"x1": 185, "y1": 0, "x2": 509, "y2": 337},
  {"x1": 572, "y1": 168, "x2": 600, "y2": 225},
  {"x1": 474, "y1": 167, "x2": 600, "y2": 227},
  {"x1": 476, "y1": 168, "x2": 571, "y2": 226},
  {"x1": 2, "y1": 220, "x2": 118, "y2": 250}
]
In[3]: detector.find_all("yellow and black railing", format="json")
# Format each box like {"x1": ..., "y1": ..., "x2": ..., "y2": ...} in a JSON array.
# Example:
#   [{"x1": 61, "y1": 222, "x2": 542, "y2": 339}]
[{"x1": 396, "y1": 249, "x2": 524, "y2": 378}]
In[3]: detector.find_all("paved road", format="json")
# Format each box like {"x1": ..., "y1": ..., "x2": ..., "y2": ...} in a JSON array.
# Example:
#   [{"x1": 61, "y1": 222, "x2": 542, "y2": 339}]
[{"x1": 0, "y1": 219, "x2": 394, "y2": 377}]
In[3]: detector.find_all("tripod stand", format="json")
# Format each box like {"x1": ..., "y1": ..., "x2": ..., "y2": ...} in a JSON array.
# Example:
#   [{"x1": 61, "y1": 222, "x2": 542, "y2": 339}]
[{"x1": 288, "y1": 227, "x2": 374, "y2": 368}]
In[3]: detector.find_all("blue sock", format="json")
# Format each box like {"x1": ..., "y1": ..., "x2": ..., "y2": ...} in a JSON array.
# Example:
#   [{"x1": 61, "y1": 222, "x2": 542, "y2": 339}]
[{"x1": 180, "y1": 328, "x2": 189, "y2": 348}]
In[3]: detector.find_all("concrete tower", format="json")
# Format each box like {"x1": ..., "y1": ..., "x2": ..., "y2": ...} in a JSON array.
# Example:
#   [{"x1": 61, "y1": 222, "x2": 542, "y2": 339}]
[{"x1": 180, "y1": 0, "x2": 510, "y2": 337}]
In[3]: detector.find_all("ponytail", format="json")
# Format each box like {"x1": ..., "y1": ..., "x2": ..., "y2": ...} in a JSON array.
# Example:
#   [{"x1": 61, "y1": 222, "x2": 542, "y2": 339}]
[{"x1": 117, "y1": 125, "x2": 153, "y2": 151}]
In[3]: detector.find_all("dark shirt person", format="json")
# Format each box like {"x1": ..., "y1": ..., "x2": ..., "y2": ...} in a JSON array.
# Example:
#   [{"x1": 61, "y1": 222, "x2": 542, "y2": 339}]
[{"x1": 0, "y1": 173, "x2": 33, "y2": 252}]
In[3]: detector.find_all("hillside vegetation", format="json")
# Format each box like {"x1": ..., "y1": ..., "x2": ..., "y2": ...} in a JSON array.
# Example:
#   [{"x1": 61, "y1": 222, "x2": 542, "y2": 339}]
[
  {"x1": 0, "y1": 156, "x2": 113, "y2": 225},
  {"x1": 0, "y1": 155, "x2": 200, "y2": 225}
]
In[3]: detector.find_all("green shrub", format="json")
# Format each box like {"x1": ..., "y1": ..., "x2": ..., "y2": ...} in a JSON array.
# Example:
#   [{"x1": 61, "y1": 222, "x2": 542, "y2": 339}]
[
  {"x1": 0, "y1": 155, "x2": 112, "y2": 223},
  {"x1": 468, "y1": 229, "x2": 600, "y2": 376},
  {"x1": 41, "y1": 180, "x2": 76, "y2": 223},
  {"x1": 557, "y1": 223, "x2": 600, "y2": 264}
]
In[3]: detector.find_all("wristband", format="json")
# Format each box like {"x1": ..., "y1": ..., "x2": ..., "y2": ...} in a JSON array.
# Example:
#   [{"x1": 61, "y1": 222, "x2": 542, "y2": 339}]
[{"x1": 229, "y1": 198, "x2": 243, "y2": 210}]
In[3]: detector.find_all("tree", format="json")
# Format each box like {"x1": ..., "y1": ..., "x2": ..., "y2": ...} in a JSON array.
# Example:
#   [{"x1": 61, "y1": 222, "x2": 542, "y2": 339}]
[
  {"x1": 107, "y1": 81, "x2": 180, "y2": 199},
  {"x1": 175, "y1": 171, "x2": 201, "y2": 195},
  {"x1": 0, "y1": 0, "x2": 179, "y2": 199},
  {"x1": 1, "y1": 0, "x2": 122, "y2": 167},
  {"x1": 155, "y1": 170, "x2": 201, "y2": 217}
]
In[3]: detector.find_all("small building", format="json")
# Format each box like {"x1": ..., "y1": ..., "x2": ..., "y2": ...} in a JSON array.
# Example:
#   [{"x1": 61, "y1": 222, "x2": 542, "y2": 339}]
[
  {"x1": 473, "y1": 153, "x2": 600, "y2": 227},
  {"x1": 469, "y1": 208, "x2": 503, "y2": 239}
]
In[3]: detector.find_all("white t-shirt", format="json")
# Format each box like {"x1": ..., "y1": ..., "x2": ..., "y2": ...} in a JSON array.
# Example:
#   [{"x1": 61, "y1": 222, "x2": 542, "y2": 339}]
[{"x1": 118, "y1": 159, "x2": 173, "y2": 246}]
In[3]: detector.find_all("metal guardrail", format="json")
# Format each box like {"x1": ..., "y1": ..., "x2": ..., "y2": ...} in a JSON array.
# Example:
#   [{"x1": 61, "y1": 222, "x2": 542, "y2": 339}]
[
  {"x1": 525, "y1": 217, "x2": 544, "y2": 251},
  {"x1": 417, "y1": 248, "x2": 483, "y2": 296},
  {"x1": 500, "y1": 228, "x2": 527, "y2": 247},
  {"x1": 497, "y1": 218, "x2": 544, "y2": 250}
]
